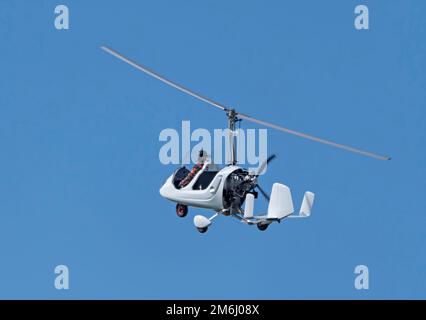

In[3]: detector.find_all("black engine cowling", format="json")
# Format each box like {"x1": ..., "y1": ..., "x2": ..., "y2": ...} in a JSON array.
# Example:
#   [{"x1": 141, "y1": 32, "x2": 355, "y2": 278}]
[{"x1": 222, "y1": 169, "x2": 256, "y2": 212}]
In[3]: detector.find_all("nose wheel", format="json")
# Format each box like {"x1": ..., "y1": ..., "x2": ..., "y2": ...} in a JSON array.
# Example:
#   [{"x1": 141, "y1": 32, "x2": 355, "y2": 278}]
[
  {"x1": 194, "y1": 213, "x2": 217, "y2": 233},
  {"x1": 197, "y1": 227, "x2": 208, "y2": 233},
  {"x1": 176, "y1": 204, "x2": 188, "y2": 218}
]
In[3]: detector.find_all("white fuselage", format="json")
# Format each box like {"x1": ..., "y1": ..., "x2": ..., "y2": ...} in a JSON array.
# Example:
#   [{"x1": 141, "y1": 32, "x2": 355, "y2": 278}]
[{"x1": 159, "y1": 163, "x2": 240, "y2": 211}]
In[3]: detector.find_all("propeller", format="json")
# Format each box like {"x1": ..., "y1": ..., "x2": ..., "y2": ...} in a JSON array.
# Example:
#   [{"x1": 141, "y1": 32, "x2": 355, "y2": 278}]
[
  {"x1": 255, "y1": 154, "x2": 277, "y2": 176},
  {"x1": 253, "y1": 154, "x2": 276, "y2": 202},
  {"x1": 101, "y1": 46, "x2": 391, "y2": 161},
  {"x1": 256, "y1": 184, "x2": 270, "y2": 202}
]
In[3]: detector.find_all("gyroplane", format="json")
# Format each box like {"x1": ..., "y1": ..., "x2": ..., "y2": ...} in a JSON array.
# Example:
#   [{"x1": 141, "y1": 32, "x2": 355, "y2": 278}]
[{"x1": 101, "y1": 46, "x2": 390, "y2": 233}]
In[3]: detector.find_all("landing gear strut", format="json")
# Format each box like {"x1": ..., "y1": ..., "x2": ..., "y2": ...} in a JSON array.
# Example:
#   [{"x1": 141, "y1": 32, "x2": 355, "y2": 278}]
[{"x1": 176, "y1": 204, "x2": 188, "y2": 218}]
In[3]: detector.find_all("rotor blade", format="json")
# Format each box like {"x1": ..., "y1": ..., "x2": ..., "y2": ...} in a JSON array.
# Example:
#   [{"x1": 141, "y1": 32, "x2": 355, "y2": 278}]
[
  {"x1": 238, "y1": 113, "x2": 391, "y2": 161},
  {"x1": 101, "y1": 46, "x2": 227, "y2": 111},
  {"x1": 257, "y1": 185, "x2": 270, "y2": 202}
]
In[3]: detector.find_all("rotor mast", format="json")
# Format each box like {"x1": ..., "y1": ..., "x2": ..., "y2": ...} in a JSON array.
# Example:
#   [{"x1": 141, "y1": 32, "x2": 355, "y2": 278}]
[{"x1": 226, "y1": 109, "x2": 238, "y2": 165}]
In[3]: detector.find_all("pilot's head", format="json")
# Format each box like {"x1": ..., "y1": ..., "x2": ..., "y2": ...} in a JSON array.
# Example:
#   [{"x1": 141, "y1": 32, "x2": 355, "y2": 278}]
[{"x1": 198, "y1": 149, "x2": 208, "y2": 164}]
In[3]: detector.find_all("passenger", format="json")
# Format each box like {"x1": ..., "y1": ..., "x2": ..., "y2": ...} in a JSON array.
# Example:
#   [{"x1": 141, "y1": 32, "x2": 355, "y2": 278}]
[{"x1": 179, "y1": 150, "x2": 208, "y2": 188}]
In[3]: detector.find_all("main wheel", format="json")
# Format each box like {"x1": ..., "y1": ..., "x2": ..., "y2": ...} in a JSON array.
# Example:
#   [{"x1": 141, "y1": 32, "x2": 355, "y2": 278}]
[
  {"x1": 257, "y1": 223, "x2": 268, "y2": 231},
  {"x1": 176, "y1": 204, "x2": 188, "y2": 218},
  {"x1": 197, "y1": 227, "x2": 208, "y2": 233}
]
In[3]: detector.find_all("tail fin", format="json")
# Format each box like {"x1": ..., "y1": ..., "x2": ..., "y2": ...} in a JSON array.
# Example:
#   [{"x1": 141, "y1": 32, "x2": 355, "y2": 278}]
[
  {"x1": 299, "y1": 191, "x2": 315, "y2": 217},
  {"x1": 244, "y1": 193, "x2": 254, "y2": 218},
  {"x1": 267, "y1": 183, "x2": 294, "y2": 219}
]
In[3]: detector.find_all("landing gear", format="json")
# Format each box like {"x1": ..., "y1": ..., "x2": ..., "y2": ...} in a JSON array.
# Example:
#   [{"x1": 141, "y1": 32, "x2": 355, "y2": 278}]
[
  {"x1": 257, "y1": 223, "x2": 268, "y2": 231},
  {"x1": 176, "y1": 204, "x2": 188, "y2": 218},
  {"x1": 197, "y1": 227, "x2": 208, "y2": 233},
  {"x1": 194, "y1": 213, "x2": 217, "y2": 233}
]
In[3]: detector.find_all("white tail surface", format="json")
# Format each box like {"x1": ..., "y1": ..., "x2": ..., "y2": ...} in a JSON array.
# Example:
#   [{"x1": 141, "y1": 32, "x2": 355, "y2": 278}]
[
  {"x1": 300, "y1": 191, "x2": 315, "y2": 217},
  {"x1": 267, "y1": 183, "x2": 294, "y2": 219},
  {"x1": 244, "y1": 193, "x2": 254, "y2": 219}
]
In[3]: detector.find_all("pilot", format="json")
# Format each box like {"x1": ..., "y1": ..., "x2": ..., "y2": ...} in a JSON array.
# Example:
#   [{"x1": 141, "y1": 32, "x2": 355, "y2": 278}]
[{"x1": 179, "y1": 149, "x2": 208, "y2": 188}]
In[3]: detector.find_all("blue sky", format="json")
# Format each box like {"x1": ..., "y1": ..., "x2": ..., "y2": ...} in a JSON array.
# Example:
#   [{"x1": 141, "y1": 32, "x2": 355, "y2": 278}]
[{"x1": 0, "y1": 0, "x2": 425, "y2": 299}]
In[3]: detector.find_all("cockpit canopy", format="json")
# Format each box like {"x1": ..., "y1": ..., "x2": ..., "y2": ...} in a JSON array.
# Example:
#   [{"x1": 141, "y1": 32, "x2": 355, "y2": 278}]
[{"x1": 172, "y1": 159, "x2": 221, "y2": 190}]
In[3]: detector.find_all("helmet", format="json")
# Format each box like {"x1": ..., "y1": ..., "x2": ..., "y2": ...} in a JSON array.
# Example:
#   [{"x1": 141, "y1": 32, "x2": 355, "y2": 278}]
[{"x1": 198, "y1": 149, "x2": 208, "y2": 163}]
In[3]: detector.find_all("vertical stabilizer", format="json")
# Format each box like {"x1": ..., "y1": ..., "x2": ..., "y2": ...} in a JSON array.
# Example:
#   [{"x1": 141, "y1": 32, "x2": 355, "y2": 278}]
[{"x1": 267, "y1": 183, "x2": 294, "y2": 219}]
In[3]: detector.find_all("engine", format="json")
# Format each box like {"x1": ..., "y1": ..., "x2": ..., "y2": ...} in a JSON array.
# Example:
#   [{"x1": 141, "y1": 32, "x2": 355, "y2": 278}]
[{"x1": 222, "y1": 169, "x2": 257, "y2": 213}]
